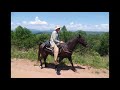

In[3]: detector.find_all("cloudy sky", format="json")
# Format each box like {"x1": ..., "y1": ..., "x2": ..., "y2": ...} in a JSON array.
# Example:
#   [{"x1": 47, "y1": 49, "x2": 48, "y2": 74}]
[{"x1": 11, "y1": 12, "x2": 109, "y2": 32}]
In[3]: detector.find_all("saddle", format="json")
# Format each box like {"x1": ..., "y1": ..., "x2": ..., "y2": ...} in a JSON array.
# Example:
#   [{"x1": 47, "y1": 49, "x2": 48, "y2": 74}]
[{"x1": 43, "y1": 40, "x2": 71, "y2": 53}]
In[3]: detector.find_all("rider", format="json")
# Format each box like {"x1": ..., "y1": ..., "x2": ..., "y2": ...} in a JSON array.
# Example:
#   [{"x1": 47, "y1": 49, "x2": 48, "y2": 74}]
[{"x1": 50, "y1": 25, "x2": 64, "y2": 65}]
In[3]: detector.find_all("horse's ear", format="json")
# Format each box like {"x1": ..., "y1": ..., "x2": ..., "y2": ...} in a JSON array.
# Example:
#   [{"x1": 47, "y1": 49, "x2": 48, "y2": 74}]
[{"x1": 79, "y1": 34, "x2": 81, "y2": 38}]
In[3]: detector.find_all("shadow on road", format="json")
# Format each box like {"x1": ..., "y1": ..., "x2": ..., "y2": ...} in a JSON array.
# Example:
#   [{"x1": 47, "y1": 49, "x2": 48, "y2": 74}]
[{"x1": 45, "y1": 62, "x2": 85, "y2": 71}]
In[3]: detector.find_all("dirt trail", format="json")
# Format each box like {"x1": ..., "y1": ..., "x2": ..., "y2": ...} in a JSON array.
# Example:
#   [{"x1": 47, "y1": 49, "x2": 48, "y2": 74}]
[{"x1": 11, "y1": 58, "x2": 109, "y2": 78}]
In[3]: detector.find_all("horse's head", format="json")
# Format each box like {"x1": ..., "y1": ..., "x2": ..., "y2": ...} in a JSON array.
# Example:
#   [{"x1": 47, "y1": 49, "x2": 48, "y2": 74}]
[{"x1": 77, "y1": 34, "x2": 88, "y2": 47}]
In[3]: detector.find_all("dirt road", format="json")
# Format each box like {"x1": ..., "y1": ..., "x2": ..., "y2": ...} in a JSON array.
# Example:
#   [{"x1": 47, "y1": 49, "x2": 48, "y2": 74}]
[{"x1": 11, "y1": 58, "x2": 109, "y2": 78}]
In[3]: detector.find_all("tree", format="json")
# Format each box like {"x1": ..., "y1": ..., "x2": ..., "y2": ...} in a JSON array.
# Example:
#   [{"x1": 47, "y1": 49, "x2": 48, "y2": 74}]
[
  {"x1": 86, "y1": 32, "x2": 109, "y2": 56},
  {"x1": 36, "y1": 33, "x2": 50, "y2": 44},
  {"x1": 60, "y1": 25, "x2": 69, "y2": 42},
  {"x1": 74, "y1": 30, "x2": 88, "y2": 53},
  {"x1": 60, "y1": 26, "x2": 84, "y2": 43},
  {"x1": 11, "y1": 31, "x2": 16, "y2": 45},
  {"x1": 98, "y1": 32, "x2": 109, "y2": 56},
  {"x1": 61, "y1": 25, "x2": 67, "y2": 32},
  {"x1": 87, "y1": 34, "x2": 101, "y2": 52},
  {"x1": 13, "y1": 26, "x2": 34, "y2": 49},
  {"x1": 75, "y1": 30, "x2": 87, "y2": 37}
]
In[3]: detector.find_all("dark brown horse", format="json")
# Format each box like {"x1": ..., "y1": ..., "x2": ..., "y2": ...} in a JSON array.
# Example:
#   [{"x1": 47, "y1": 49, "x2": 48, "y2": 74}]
[{"x1": 37, "y1": 34, "x2": 87, "y2": 74}]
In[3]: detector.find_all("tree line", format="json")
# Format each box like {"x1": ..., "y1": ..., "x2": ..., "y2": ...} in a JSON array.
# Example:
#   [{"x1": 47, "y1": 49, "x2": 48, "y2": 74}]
[{"x1": 11, "y1": 25, "x2": 109, "y2": 56}]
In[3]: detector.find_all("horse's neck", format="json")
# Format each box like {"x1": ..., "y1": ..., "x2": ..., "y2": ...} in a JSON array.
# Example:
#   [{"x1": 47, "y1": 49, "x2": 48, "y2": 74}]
[{"x1": 67, "y1": 38, "x2": 78, "y2": 52}]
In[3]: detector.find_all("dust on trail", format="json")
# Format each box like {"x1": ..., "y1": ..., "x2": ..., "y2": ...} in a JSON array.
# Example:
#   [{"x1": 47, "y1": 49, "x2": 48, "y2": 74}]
[{"x1": 11, "y1": 58, "x2": 109, "y2": 78}]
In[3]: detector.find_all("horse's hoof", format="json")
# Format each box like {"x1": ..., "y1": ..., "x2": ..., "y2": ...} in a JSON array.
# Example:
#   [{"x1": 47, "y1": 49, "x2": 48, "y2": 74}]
[
  {"x1": 72, "y1": 68, "x2": 77, "y2": 72},
  {"x1": 40, "y1": 66, "x2": 43, "y2": 69},
  {"x1": 56, "y1": 71, "x2": 61, "y2": 75},
  {"x1": 56, "y1": 70, "x2": 61, "y2": 75},
  {"x1": 45, "y1": 65, "x2": 47, "y2": 68},
  {"x1": 55, "y1": 68, "x2": 61, "y2": 75},
  {"x1": 55, "y1": 68, "x2": 57, "y2": 71}
]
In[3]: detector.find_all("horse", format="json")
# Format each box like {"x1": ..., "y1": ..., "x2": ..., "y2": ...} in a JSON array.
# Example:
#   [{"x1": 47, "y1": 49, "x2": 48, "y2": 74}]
[{"x1": 36, "y1": 34, "x2": 87, "y2": 74}]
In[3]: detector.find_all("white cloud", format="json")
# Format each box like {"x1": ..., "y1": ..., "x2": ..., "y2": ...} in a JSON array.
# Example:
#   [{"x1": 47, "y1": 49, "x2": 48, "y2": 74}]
[
  {"x1": 22, "y1": 21, "x2": 27, "y2": 24},
  {"x1": 22, "y1": 23, "x2": 56, "y2": 30},
  {"x1": 66, "y1": 22, "x2": 109, "y2": 31},
  {"x1": 11, "y1": 17, "x2": 49, "y2": 30},
  {"x1": 70, "y1": 22, "x2": 74, "y2": 25},
  {"x1": 29, "y1": 16, "x2": 48, "y2": 25},
  {"x1": 16, "y1": 23, "x2": 21, "y2": 25},
  {"x1": 100, "y1": 24, "x2": 109, "y2": 29},
  {"x1": 11, "y1": 17, "x2": 109, "y2": 32},
  {"x1": 66, "y1": 23, "x2": 84, "y2": 30}
]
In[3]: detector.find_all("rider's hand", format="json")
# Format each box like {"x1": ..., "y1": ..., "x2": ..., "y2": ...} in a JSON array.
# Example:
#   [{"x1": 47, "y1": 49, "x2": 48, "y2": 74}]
[{"x1": 60, "y1": 41, "x2": 64, "y2": 43}]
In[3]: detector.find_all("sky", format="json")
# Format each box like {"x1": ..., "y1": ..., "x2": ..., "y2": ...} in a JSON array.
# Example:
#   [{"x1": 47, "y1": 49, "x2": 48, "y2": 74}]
[{"x1": 11, "y1": 12, "x2": 109, "y2": 32}]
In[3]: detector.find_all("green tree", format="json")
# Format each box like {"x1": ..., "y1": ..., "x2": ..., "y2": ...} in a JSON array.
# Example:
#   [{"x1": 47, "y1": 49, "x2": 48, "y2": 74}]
[
  {"x1": 37, "y1": 33, "x2": 50, "y2": 43},
  {"x1": 74, "y1": 30, "x2": 88, "y2": 53},
  {"x1": 75, "y1": 30, "x2": 87, "y2": 37},
  {"x1": 87, "y1": 34, "x2": 101, "y2": 52},
  {"x1": 13, "y1": 26, "x2": 34, "y2": 49},
  {"x1": 61, "y1": 25, "x2": 67, "y2": 32},
  {"x1": 98, "y1": 32, "x2": 109, "y2": 56},
  {"x1": 60, "y1": 25, "x2": 68, "y2": 42},
  {"x1": 11, "y1": 31, "x2": 16, "y2": 45}
]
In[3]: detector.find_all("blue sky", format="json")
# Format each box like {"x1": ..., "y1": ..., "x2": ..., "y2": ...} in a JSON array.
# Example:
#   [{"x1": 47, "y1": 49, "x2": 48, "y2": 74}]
[{"x1": 11, "y1": 12, "x2": 109, "y2": 31}]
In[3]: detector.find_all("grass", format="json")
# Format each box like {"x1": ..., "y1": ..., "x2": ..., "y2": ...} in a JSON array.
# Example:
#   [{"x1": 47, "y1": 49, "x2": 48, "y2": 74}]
[
  {"x1": 11, "y1": 47, "x2": 109, "y2": 69},
  {"x1": 11, "y1": 47, "x2": 38, "y2": 61},
  {"x1": 72, "y1": 52, "x2": 109, "y2": 69}
]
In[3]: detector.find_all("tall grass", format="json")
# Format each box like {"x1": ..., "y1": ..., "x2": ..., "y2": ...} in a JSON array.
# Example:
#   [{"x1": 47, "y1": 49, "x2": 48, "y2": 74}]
[
  {"x1": 11, "y1": 47, "x2": 38, "y2": 61},
  {"x1": 72, "y1": 52, "x2": 109, "y2": 69},
  {"x1": 11, "y1": 47, "x2": 109, "y2": 69}
]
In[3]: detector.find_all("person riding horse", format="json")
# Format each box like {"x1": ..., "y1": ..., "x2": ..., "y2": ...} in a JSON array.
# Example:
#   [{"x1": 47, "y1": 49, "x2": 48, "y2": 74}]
[
  {"x1": 50, "y1": 25, "x2": 64, "y2": 65},
  {"x1": 35, "y1": 26, "x2": 88, "y2": 75}
]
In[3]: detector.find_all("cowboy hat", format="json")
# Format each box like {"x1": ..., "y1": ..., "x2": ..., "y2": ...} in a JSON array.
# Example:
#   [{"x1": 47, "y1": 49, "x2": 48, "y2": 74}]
[{"x1": 55, "y1": 25, "x2": 60, "y2": 30}]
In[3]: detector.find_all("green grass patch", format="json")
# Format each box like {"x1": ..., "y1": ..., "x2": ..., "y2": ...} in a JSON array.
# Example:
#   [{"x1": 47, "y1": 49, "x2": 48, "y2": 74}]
[
  {"x1": 11, "y1": 47, "x2": 37, "y2": 61},
  {"x1": 11, "y1": 47, "x2": 109, "y2": 69}
]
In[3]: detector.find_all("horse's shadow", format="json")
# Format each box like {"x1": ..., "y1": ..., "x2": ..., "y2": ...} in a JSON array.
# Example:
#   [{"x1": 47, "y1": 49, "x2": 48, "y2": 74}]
[{"x1": 45, "y1": 62, "x2": 85, "y2": 71}]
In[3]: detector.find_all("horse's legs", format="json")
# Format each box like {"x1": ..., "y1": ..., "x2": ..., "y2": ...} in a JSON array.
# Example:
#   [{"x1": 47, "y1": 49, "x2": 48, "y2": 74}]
[
  {"x1": 68, "y1": 56, "x2": 76, "y2": 72},
  {"x1": 39, "y1": 56, "x2": 43, "y2": 69},
  {"x1": 40, "y1": 52, "x2": 48, "y2": 69},
  {"x1": 39, "y1": 51, "x2": 45, "y2": 69},
  {"x1": 34, "y1": 50, "x2": 41, "y2": 66},
  {"x1": 37, "y1": 48, "x2": 43, "y2": 69},
  {"x1": 58, "y1": 57, "x2": 63, "y2": 63},
  {"x1": 43, "y1": 54, "x2": 48, "y2": 68}
]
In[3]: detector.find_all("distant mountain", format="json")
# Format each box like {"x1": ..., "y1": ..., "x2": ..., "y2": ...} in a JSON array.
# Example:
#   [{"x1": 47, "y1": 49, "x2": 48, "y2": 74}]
[
  {"x1": 85, "y1": 31, "x2": 108, "y2": 35},
  {"x1": 11, "y1": 28, "x2": 54, "y2": 34},
  {"x1": 68, "y1": 30, "x2": 108, "y2": 35},
  {"x1": 29, "y1": 29, "x2": 54, "y2": 34},
  {"x1": 11, "y1": 28, "x2": 108, "y2": 35}
]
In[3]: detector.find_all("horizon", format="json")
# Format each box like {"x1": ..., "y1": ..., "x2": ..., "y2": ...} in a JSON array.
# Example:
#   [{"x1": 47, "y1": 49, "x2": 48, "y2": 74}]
[
  {"x1": 11, "y1": 12, "x2": 109, "y2": 32},
  {"x1": 11, "y1": 27, "x2": 108, "y2": 33}
]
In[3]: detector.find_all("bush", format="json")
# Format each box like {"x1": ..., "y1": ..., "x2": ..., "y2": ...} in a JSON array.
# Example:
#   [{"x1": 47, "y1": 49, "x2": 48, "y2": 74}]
[{"x1": 98, "y1": 32, "x2": 109, "y2": 56}]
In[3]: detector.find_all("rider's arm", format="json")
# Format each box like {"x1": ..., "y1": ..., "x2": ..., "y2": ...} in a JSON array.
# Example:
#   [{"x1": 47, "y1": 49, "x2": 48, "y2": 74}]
[{"x1": 51, "y1": 31, "x2": 60, "y2": 43}]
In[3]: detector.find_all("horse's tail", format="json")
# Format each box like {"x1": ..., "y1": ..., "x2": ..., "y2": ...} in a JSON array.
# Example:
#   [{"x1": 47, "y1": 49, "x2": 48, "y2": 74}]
[
  {"x1": 38, "y1": 42, "x2": 42, "y2": 51},
  {"x1": 34, "y1": 42, "x2": 42, "y2": 66},
  {"x1": 37, "y1": 42, "x2": 42, "y2": 45},
  {"x1": 38, "y1": 42, "x2": 42, "y2": 61},
  {"x1": 38, "y1": 42, "x2": 42, "y2": 49}
]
